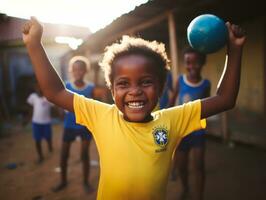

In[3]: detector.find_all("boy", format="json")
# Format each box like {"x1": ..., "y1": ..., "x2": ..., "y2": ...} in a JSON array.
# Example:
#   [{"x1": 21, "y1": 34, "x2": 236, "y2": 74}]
[
  {"x1": 52, "y1": 56, "x2": 94, "y2": 193},
  {"x1": 159, "y1": 71, "x2": 173, "y2": 109},
  {"x1": 27, "y1": 82, "x2": 53, "y2": 163},
  {"x1": 170, "y1": 47, "x2": 210, "y2": 200},
  {"x1": 22, "y1": 17, "x2": 245, "y2": 200}
]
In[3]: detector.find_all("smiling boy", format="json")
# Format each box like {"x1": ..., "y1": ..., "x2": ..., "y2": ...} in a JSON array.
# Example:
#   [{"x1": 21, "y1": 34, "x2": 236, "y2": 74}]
[{"x1": 22, "y1": 17, "x2": 245, "y2": 200}]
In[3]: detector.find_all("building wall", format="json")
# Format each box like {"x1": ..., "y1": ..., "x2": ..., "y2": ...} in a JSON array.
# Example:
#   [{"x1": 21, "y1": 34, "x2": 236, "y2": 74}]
[
  {"x1": 0, "y1": 43, "x2": 75, "y2": 118},
  {"x1": 240, "y1": 18, "x2": 264, "y2": 114},
  {"x1": 202, "y1": 17, "x2": 265, "y2": 114},
  {"x1": 44, "y1": 43, "x2": 72, "y2": 76}
]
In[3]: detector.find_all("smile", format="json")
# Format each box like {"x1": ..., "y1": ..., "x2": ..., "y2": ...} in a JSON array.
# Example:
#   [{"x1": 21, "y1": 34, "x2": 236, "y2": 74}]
[{"x1": 127, "y1": 101, "x2": 145, "y2": 109}]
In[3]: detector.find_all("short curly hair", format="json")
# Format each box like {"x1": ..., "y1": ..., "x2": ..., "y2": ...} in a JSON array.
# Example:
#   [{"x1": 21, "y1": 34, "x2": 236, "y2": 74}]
[
  {"x1": 99, "y1": 36, "x2": 170, "y2": 89},
  {"x1": 68, "y1": 56, "x2": 90, "y2": 73},
  {"x1": 183, "y1": 46, "x2": 206, "y2": 66}
]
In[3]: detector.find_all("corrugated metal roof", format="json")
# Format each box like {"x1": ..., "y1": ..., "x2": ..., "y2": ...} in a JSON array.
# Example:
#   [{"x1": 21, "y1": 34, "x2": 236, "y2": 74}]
[
  {"x1": 79, "y1": 0, "x2": 177, "y2": 51},
  {"x1": 77, "y1": 0, "x2": 265, "y2": 53}
]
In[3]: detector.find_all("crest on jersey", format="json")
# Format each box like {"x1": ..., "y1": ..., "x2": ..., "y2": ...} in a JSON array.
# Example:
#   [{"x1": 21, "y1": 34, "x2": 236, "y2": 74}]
[{"x1": 152, "y1": 127, "x2": 169, "y2": 148}]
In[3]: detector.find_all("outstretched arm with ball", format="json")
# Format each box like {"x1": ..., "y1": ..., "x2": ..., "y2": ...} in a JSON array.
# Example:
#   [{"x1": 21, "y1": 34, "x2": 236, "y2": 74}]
[
  {"x1": 22, "y1": 17, "x2": 74, "y2": 112},
  {"x1": 201, "y1": 22, "x2": 246, "y2": 119}
]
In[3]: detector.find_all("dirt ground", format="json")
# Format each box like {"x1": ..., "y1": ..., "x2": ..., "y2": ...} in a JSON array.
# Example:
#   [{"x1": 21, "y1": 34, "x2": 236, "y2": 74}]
[{"x1": 0, "y1": 122, "x2": 266, "y2": 200}]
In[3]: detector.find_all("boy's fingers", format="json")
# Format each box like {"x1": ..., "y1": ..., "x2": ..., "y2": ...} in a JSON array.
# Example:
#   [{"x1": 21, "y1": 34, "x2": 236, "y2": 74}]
[
  {"x1": 232, "y1": 25, "x2": 246, "y2": 38},
  {"x1": 225, "y1": 21, "x2": 231, "y2": 27},
  {"x1": 30, "y1": 16, "x2": 42, "y2": 27},
  {"x1": 225, "y1": 22, "x2": 246, "y2": 39},
  {"x1": 22, "y1": 21, "x2": 31, "y2": 34},
  {"x1": 225, "y1": 21, "x2": 232, "y2": 32},
  {"x1": 225, "y1": 21, "x2": 234, "y2": 38},
  {"x1": 30, "y1": 16, "x2": 38, "y2": 23},
  {"x1": 22, "y1": 16, "x2": 43, "y2": 35}
]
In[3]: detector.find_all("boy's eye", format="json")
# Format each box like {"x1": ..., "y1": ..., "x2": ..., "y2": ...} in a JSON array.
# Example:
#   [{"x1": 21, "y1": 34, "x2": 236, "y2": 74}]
[
  {"x1": 141, "y1": 79, "x2": 153, "y2": 86},
  {"x1": 116, "y1": 81, "x2": 129, "y2": 87}
]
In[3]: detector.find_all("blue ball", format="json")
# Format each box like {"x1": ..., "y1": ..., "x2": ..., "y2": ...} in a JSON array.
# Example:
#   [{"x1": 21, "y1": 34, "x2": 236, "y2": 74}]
[{"x1": 187, "y1": 14, "x2": 228, "y2": 54}]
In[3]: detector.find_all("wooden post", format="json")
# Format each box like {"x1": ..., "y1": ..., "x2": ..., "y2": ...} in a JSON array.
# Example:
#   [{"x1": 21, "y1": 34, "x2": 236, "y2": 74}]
[
  {"x1": 1, "y1": 51, "x2": 10, "y2": 120},
  {"x1": 264, "y1": 17, "x2": 266, "y2": 115},
  {"x1": 168, "y1": 11, "x2": 178, "y2": 86}
]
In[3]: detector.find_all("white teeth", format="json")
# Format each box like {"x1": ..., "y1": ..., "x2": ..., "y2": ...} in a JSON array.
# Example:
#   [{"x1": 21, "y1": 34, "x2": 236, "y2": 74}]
[{"x1": 128, "y1": 102, "x2": 144, "y2": 109}]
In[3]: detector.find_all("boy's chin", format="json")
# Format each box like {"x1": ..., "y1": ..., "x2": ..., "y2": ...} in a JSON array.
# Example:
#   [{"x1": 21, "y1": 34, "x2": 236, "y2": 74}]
[{"x1": 123, "y1": 114, "x2": 153, "y2": 123}]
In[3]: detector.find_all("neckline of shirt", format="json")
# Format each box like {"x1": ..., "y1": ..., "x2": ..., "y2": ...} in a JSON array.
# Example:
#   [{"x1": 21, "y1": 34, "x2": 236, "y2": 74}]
[
  {"x1": 70, "y1": 81, "x2": 90, "y2": 90},
  {"x1": 183, "y1": 75, "x2": 204, "y2": 87},
  {"x1": 116, "y1": 107, "x2": 157, "y2": 127}
]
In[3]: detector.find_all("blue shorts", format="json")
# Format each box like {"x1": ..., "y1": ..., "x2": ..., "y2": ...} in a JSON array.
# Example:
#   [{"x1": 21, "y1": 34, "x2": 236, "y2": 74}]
[
  {"x1": 63, "y1": 128, "x2": 92, "y2": 142},
  {"x1": 32, "y1": 122, "x2": 52, "y2": 142},
  {"x1": 178, "y1": 130, "x2": 205, "y2": 152}
]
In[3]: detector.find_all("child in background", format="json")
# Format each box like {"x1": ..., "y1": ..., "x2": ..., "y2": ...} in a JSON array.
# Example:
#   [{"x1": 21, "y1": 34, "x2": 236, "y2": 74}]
[
  {"x1": 170, "y1": 47, "x2": 211, "y2": 200},
  {"x1": 27, "y1": 82, "x2": 53, "y2": 163},
  {"x1": 52, "y1": 56, "x2": 95, "y2": 193},
  {"x1": 159, "y1": 72, "x2": 173, "y2": 109},
  {"x1": 22, "y1": 17, "x2": 245, "y2": 200}
]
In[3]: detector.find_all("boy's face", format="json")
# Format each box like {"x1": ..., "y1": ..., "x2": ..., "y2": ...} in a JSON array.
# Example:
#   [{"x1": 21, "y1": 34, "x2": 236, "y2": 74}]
[
  {"x1": 111, "y1": 54, "x2": 161, "y2": 123},
  {"x1": 184, "y1": 52, "x2": 203, "y2": 78},
  {"x1": 72, "y1": 62, "x2": 87, "y2": 81}
]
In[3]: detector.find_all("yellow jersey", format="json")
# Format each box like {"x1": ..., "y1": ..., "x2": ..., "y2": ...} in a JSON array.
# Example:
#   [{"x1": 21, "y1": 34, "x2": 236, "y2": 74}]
[{"x1": 74, "y1": 93, "x2": 205, "y2": 200}]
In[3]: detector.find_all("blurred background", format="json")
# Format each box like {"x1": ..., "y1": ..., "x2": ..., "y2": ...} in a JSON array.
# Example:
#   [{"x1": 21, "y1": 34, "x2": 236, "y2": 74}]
[{"x1": 0, "y1": 0, "x2": 266, "y2": 200}]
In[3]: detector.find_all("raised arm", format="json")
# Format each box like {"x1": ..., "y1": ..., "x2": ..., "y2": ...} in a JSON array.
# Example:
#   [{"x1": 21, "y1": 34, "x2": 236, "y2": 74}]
[
  {"x1": 201, "y1": 22, "x2": 246, "y2": 119},
  {"x1": 22, "y1": 17, "x2": 74, "y2": 112}
]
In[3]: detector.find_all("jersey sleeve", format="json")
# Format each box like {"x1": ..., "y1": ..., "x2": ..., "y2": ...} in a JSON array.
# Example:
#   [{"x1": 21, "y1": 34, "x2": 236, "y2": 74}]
[
  {"x1": 168, "y1": 99, "x2": 206, "y2": 138},
  {"x1": 73, "y1": 93, "x2": 111, "y2": 133},
  {"x1": 27, "y1": 93, "x2": 35, "y2": 105}
]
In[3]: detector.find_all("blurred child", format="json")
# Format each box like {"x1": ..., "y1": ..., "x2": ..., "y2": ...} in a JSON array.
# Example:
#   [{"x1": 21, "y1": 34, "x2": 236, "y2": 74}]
[
  {"x1": 170, "y1": 47, "x2": 211, "y2": 200},
  {"x1": 22, "y1": 17, "x2": 245, "y2": 200},
  {"x1": 52, "y1": 56, "x2": 95, "y2": 193},
  {"x1": 27, "y1": 83, "x2": 53, "y2": 163},
  {"x1": 159, "y1": 72, "x2": 173, "y2": 109}
]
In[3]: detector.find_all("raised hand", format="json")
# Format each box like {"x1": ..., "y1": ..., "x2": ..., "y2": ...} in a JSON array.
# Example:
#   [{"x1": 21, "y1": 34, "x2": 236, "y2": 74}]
[
  {"x1": 226, "y1": 22, "x2": 246, "y2": 48},
  {"x1": 22, "y1": 17, "x2": 43, "y2": 46}
]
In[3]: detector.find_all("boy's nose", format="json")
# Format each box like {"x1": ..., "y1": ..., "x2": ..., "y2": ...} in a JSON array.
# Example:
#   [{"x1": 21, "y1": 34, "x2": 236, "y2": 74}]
[{"x1": 129, "y1": 86, "x2": 142, "y2": 96}]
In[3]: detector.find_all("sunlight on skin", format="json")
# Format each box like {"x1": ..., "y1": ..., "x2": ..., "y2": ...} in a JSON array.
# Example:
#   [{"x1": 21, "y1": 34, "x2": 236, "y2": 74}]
[{"x1": 1, "y1": 0, "x2": 148, "y2": 32}]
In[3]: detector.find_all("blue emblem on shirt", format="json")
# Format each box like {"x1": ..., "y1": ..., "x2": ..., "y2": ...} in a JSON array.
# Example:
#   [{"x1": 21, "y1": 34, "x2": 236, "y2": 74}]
[{"x1": 153, "y1": 127, "x2": 168, "y2": 148}]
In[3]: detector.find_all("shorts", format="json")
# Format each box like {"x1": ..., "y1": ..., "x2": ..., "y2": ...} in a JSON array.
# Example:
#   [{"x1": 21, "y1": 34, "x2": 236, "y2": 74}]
[
  {"x1": 32, "y1": 122, "x2": 52, "y2": 142},
  {"x1": 178, "y1": 130, "x2": 205, "y2": 152},
  {"x1": 63, "y1": 128, "x2": 92, "y2": 142}
]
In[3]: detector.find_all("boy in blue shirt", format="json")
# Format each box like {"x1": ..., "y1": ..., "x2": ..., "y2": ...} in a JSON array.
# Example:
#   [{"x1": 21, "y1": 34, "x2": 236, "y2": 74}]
[
  {"x1": 170, "y1": 47, "x2": 210, "y2": 200},
  {"x1": 52, "y1": 56, "x2": 94, "y2": 193}
]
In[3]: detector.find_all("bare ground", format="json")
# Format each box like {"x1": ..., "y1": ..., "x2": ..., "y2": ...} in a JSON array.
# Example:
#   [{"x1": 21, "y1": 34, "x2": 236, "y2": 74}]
[{"x1": 0, "y1": 123, "x2": 266, "y2": 200}]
